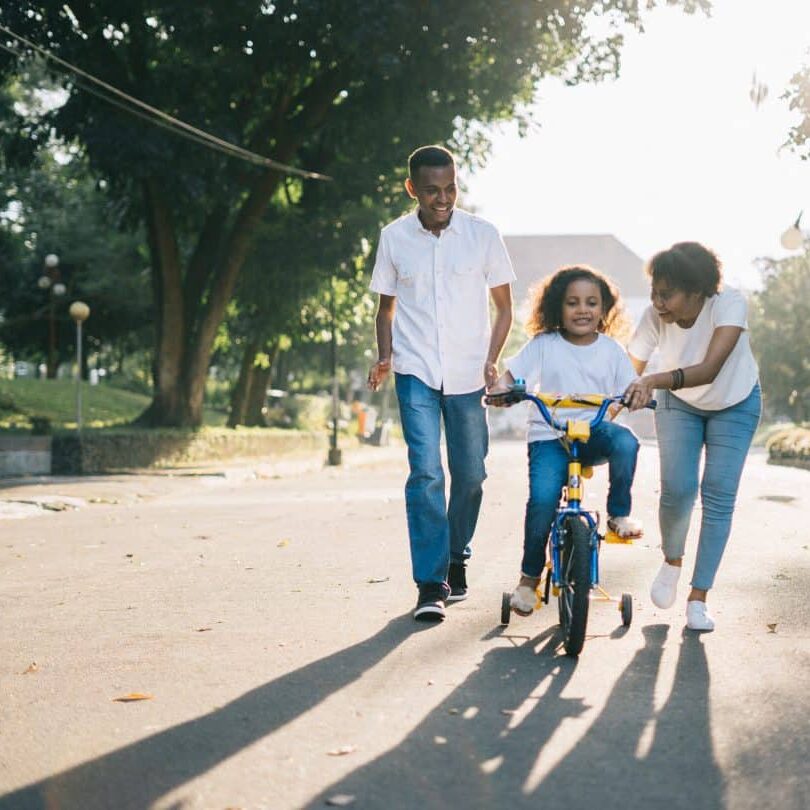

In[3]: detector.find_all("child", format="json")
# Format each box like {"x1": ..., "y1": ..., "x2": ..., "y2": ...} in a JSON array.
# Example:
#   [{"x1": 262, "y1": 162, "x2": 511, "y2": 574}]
[{"x1": 490, "y1": 265, "x2": 643, "y2": 616}]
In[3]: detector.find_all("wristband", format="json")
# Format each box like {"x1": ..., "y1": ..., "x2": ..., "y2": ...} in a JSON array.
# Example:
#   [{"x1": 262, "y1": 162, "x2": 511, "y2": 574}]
[{"x1": 670, "y1": 368, "x2": 685, "y2": 390}]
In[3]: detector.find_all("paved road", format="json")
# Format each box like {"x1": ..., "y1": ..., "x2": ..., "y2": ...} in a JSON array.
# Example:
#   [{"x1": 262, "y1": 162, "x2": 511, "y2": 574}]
[{"x1": 0, "y1": 442, "x2": 809, "y2": 810}]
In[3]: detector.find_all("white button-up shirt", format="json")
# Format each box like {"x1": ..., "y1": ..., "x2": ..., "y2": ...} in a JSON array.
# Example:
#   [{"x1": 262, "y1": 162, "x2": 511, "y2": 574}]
[{"x1": 370, "y1": 208, "x2": 516, "y2": 394}]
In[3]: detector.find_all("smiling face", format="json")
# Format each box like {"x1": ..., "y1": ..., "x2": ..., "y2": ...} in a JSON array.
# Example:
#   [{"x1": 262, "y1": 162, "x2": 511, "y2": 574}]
[
  {"x1": 650, "y1": 279, "x2": 705, "y2": 325},
  {"x1": 560, "y1": 279, "x2": 604, "y2": 344},
  {"x1": 405, "y1": 164, "x2": 457, "y2": 230}
]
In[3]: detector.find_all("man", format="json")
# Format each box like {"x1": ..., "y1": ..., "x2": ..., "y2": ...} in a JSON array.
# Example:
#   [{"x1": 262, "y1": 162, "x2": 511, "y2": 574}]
[{"x1": 367, "y1": 145, "x2": 515, "y2": 622}]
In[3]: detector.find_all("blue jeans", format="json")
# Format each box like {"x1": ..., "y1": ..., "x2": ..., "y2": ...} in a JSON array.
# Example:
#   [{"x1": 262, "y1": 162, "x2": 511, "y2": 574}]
[
  {"x1": 395, "y1": 374, "x2": 488, "y2": 585},
  {"x1": 522, "y1": 422, "x2": 640, "y2": 577},
  {"x1": 655, "y1": 384, "x2": 761, "y2": 590}
]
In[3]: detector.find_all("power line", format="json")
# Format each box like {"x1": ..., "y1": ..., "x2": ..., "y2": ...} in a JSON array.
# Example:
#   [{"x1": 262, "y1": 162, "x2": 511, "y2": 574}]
[{"x1": 0, "y1": 22, "x2": 331, "y2": 180}]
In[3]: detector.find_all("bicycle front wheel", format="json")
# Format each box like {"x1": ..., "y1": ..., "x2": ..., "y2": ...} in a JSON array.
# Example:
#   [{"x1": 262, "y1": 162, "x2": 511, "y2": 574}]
[{"x1": 558, "y1": 515, "x2": 592, "y2": 657}]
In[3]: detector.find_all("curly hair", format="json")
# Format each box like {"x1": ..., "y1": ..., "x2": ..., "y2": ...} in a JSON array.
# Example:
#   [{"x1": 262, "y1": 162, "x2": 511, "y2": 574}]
[
  {"x1": 645, "y1": 242, "x2": 722, "y2": 297},
  {"x1": 525, "y1": 265, "x2": 630, "y2": 340}
]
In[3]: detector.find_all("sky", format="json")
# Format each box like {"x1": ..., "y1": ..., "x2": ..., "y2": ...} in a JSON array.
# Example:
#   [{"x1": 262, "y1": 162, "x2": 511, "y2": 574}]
[{"x1": 463, "y1": 0, "x2": 810, "y2": 289}]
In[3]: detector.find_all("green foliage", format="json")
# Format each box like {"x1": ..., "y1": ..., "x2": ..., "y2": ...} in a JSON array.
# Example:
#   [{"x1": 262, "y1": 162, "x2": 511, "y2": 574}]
[
  {"x1": 749, "y1": 249, "x2": 810, "y2": 421},
  {"x1": 0, "y1": 378, "x2": 225, "y2": 430}
]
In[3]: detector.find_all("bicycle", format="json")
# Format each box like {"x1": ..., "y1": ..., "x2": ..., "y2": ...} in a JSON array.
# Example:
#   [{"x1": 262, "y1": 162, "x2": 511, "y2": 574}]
[{"x1": 484, "y1": 381, "x2": 655, "y2": 657}]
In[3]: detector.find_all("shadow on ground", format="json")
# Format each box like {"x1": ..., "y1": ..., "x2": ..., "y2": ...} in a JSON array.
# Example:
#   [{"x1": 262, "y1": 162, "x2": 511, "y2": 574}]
[
  {"x1": 0, "y1": 615, "x2": 417, "y2": 810},
  {"x1": 308, "y1": 623, "x2": 725, "y2": 810}
]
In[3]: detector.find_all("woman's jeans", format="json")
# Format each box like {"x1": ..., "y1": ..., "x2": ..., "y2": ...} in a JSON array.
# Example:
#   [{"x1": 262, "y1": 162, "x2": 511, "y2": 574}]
[
  {"x1": 655, "y1": 384, "x2": 761, "y2": 591},
  {"x1": 522, "y1": 422, "x2": 640, "y2": 577},
  {"x1": 395, "y1": 374, "x2": 488, "y2": 585}
]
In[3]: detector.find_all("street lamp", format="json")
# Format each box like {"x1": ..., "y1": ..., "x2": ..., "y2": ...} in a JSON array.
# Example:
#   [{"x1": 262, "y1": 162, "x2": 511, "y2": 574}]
[
  {"x1": 37, "y1": 254, "x2": 66, "y2": 378},
  {"x1": 69, "y1": 301, "x2": 90, "y2": 433},
  {"x1": 781, "y1": 211, "x2": 804, "y2": 251}
]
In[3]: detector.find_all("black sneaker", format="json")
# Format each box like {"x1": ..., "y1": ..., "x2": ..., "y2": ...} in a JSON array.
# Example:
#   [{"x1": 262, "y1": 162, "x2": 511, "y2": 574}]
[
  {"x1": 413, "y1": 582, "x2": 449, "y2": 622},
  {"x1": 447, "y1": 562, "x2": 468, "y2": 603}
]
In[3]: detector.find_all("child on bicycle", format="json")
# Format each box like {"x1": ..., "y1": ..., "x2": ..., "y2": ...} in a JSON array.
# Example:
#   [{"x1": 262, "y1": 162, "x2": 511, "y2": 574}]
[{"x1": 489, "y1": 265, "x2": 643, "y2": 616}]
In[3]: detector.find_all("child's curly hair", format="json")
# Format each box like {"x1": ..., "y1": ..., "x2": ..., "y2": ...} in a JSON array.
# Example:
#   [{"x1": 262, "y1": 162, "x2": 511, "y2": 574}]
[{"x1": 525, "y1": 265, "x2": 630, "y2": 341}]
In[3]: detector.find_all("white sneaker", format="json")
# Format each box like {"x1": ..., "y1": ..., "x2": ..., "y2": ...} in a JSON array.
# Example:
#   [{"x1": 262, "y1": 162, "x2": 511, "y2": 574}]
[
  {"x1": 686, "y1": 600, "x2": 715, "y2": 631},
  {"x1": 607, "y1": 515, "x2": 644, "y2": 538},
  {"x1": 650, "y1": 561, "x2": 681, "y2": 609},
  {"x1": 510, "y1": 575, "x2": 540, "y2": 616}
]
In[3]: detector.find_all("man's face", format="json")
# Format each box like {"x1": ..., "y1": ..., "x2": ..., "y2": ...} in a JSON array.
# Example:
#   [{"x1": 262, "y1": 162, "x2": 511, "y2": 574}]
[{"x1": 405, "y1": 164, "x2": 457, "y2": 229}]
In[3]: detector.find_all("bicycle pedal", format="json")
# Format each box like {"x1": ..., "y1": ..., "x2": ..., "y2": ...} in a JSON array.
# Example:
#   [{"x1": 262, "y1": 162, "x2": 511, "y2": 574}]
[
  {"x1": 605, "y1": 530, "x2": 635, "y2": 545},
  {"x1": 551, "y1": 585, "x2": 560, "y2": 597}
]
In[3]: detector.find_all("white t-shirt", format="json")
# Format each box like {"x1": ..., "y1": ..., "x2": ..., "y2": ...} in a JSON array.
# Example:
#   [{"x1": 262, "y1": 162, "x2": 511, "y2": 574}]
[
  {"x1": 506, "y1": 332, "x2": 638, "y2": 442},
  {"x1": 369, "y1": 208, "x2": 516, "y2": 395},
  {"x1": 627, "y1": 287, "x2": 759, "y2": 411}
]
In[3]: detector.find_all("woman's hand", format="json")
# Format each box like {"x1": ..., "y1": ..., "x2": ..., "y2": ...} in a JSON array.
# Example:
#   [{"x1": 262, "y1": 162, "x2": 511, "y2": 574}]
[{"x1": 623, "y1": 376, "x2": 656, "y2": 410}]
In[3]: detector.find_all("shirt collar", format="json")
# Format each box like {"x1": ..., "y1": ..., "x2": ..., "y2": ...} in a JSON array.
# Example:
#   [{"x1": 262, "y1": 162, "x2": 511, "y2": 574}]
[{"x1": 410, "y1": 207, "x2": 462, "y2": 237}]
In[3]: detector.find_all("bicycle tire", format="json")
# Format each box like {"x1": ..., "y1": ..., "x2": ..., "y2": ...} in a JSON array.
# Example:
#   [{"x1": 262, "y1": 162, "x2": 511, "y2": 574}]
[{"x1": 558, "y1": 515, "x2": 592, "y2": 657}]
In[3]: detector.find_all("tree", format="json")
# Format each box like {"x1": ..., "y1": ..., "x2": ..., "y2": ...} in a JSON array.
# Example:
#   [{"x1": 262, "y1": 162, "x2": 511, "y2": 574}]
[
  {"x1": 749, "y1": 250, "x2": 810, "y2": 422},
  {"x1": 0, "y1": 0, "x2": 709, "y2": 425}
]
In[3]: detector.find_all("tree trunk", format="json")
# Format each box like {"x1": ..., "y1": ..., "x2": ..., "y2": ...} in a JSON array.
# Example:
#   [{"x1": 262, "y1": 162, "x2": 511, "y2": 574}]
[
  {"x1": 227, "y1": 338, "x2": 261, "y2": 428},
  {"x1": 244, "y1": 342, "x2": 279, "y2": 426}
]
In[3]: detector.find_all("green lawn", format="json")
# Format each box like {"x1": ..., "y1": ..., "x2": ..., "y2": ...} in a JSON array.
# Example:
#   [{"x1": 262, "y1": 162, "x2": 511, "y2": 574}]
[{"x1": 0, "y1": 378, "x2": 227, "y2": 431}]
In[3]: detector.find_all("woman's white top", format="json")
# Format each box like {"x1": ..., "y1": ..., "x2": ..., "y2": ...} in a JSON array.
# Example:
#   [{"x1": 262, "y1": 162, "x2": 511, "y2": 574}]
[
  {"x1": 627, "y1": 287, "x2": 759, "y2": 411},
  {"x1": 506, "y1": 332, "x2": 637, "y2": 442}
]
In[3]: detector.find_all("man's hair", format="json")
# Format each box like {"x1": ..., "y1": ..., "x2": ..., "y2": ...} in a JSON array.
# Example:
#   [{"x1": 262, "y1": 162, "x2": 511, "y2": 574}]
[
  {"x1": 645, "y1": 242, "x2": 722, "y2": 297},
  {"x1": 408, "y1": 145, "x2": 455, "y2": 180}
]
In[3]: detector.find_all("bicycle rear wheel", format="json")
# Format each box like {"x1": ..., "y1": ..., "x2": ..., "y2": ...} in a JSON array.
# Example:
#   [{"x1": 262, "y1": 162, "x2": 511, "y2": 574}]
[{"x1": 558, "y1": 515, "x2": 592, "y2": 657}]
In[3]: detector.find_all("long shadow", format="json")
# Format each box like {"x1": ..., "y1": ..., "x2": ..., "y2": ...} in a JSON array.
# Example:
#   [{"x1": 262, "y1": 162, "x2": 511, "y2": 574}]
[
  {"x1": 306, "y1": 625, "x2": 584, "y2": 809},
  {"x1": 310, "y1": 624, "x2": 721, "y2": 810},
  {"x1": 538, "y1": 627, "x2": 724, "y2": 808},
  {"x1": 0, "y1": 615, "x2": 417, "y2": 810}
]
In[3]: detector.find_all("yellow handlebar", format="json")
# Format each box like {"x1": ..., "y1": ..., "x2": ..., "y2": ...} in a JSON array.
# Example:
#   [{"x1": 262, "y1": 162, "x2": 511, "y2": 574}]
[{"x1": 534, "y1": 393, "x2": 609, "y2": 409}]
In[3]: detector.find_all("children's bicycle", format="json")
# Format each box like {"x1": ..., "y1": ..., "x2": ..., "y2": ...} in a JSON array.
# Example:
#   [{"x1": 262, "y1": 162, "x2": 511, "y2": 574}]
[{"x1": 484, "y1": 382, "x2": 655, "y2": 657}]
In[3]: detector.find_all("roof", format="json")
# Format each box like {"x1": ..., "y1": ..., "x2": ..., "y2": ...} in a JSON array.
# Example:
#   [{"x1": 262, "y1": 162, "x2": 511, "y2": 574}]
[{"x1": 503, "y1": 234, "x2": 649, "y2": 308}]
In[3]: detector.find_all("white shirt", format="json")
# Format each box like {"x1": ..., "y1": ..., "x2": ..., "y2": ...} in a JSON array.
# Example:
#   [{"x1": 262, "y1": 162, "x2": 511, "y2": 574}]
[
  {"x1": 506, "y1": 332, "x2": 637, "y2": 442},
  {"x1": 627, "y1": 287, "x2": 759, "y2": 410},
  {"x1": 369, "y1": 208, "x2": 516, "y2": 394}
]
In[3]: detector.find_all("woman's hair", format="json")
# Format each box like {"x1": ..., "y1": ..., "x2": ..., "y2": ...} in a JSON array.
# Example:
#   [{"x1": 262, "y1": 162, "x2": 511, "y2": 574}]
[
  {"x1": 525, "y1": 265, "x2": 629, "y2": 339},
  {"x1": 645, "y1": 241, "x2": 722, "y2": 297}
]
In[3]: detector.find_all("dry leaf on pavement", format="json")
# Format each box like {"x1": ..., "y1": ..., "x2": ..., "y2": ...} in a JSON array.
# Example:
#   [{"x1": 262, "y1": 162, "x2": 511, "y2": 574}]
[
  {"x1": 22, "y1": 662, "x2": 38, "y2": 674},
  {"x1": 326, "y1": 796, "x2": 356, "y2": 807},
  {"x1": 113, "y1": 692, "x2": 154, "y2": 702},
  {"x1": 327, "y1": 745, "x2": 357, "y2": 756},
  {"x1": 767, "y1": 623, "x2": 778, "y2": 633}
]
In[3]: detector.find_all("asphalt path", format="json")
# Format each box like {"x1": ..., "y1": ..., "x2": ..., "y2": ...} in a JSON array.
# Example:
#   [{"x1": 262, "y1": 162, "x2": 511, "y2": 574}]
[{"x1": 0, "y1": 441, "x2": 808, "y2": 810}]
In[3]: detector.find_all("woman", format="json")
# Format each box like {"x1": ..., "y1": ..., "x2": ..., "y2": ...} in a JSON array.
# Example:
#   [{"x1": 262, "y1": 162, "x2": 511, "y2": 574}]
[{"x1": 624, "y1": 242, "x2": 760, "y2": 631}]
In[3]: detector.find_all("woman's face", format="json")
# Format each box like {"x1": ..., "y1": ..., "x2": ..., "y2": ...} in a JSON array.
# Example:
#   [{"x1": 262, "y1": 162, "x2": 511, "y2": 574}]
[{"x1": 650, "y1": 279, "x2": 704, "y2": 325}]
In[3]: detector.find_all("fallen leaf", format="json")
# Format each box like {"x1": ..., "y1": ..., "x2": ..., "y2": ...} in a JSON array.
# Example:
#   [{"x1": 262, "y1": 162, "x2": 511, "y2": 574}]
[
  {"x1": 448, "y1": 708, "x2": 460, "y2": 715},
  {"x1": 194, "y1": 535, "x2": 211, "y2": 540},
  {"x1": 22, "y1": 662, "x2": 38, "y2": 674},
  {"x1": 326, "y1": 796, "x2": 356, "y2": 807},
  {"x1": 327, "y1": 745, "x2": 357, "y2": 756},
  {"x1": 112, "y1": 692, "x2": 153, "y2": 702},
  {"x1": 277, "y1": 539, "x2": 289, "y2": 548},
  {"x1": 366, "y1": 577, "x2": 390, "y2": 584},
  {"x1": 500, "y1": 709, "x2": 516, "y2": 716},
  {"x1": 195, "y1": 627, "x2": 212, "y2": 633},
  {"x1": 767, "y1": 623, "x2": 778, "y2": 633},
  {"x1": 434, "y1": 736, "x2": 447, "y2": 745},
  {"x1": 125, "y1": 553, "x2": 134, "y2": 558}
]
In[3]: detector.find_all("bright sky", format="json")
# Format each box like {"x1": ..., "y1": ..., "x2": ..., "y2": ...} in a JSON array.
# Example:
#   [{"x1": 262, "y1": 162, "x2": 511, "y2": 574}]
[{"x1": 463, "y1": 0, "x2": 810, "y2": 289}]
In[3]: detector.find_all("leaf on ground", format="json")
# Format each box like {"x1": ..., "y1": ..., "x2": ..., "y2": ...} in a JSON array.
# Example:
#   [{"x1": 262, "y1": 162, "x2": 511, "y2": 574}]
[
  {"x1": 113, "y1": 692, "x2": 154, "y2": 702},
  {"x1": 326, "y1": 796, "x2": 356, "y2": 807},
  {"x1": 327, "y1": 745, "x2": 357, "y2": 756},
  {"x1": 277, "y1": 539, "x2": 290, "y2": 548},
  {"x1": 22, "y1": 662, "x2": 38, "y2": 674},
  {"x1": 767, "y1": 623, "x2": 778, "y2": 633},
  {"x1": 366, "y1": 577, "x2": 390, "y2": 584},
  {"x1": 195, "y1": 627, "x2": 212, "y2": 632},
  {"x1": 448, "y1": 708, "x2": 460, "y2": 715},
  {"x1": 500, "y1": 709, "x2": 516, "y2": 715},
  {"x1": 434, "y1": 736, "x2": 447, "y2": 745}
]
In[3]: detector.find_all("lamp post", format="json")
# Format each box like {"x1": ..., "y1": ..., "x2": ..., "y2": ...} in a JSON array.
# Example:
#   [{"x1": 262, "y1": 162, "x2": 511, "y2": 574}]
[
  {"x1": 69, "y1": 301, "x2": 90, "y2": 433},
  {"x1": 37, "y1": 254, "x2": 66, "y2": 378},
  {"x1": 781, "y1": 212, "x2": 804, "y2": 251},
  {"x1": 327, "y1": 275, "x2": 342, "y2": 466}
]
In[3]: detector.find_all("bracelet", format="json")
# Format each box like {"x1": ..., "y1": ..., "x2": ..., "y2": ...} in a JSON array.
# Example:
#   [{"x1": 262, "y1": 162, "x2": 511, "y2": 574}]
[{"x1": 670, "y1": 368, "x2": 685, "y2": 390}]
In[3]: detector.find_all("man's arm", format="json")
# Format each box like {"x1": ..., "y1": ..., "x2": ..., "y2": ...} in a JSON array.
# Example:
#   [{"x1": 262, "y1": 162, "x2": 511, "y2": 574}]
[
  {"x1": 368, "y1": 294, "x2": 396, "y2": 391},
  {"x1": 485, "y1": 283, "x2": 513, "y2": 388}
]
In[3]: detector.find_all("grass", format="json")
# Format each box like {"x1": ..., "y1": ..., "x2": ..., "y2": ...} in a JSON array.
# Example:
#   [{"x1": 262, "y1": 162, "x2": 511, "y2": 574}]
[{"x1": 0, "y1": 378, "x2": 227, "y2": 431}]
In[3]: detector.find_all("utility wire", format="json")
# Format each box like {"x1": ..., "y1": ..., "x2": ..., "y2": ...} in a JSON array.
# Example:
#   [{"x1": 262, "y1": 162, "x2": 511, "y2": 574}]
[{"x1": 0, "y1": 22, "x2": 331, "y2": 180}]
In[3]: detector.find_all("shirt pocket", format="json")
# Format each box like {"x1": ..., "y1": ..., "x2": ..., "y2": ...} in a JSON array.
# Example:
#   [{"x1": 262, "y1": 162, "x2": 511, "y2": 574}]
[{"x1": 395, "y1": 261, "x2": 425, "y2": 303}]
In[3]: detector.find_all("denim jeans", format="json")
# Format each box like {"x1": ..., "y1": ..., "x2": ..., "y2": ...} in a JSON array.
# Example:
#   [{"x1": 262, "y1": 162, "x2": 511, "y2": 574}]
[
  {"x1": 655, "y1": 384, "x2": 761, "y2": 590},
  {"x1": 395, "y1": 373, "x2": 488, "y2": 585},
  {"x1": 522, "y1": 422, "x2": 640, "y2": 577}
]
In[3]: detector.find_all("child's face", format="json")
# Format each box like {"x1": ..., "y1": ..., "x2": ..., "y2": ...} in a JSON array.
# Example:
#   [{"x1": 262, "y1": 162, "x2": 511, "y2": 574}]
[{"x1": 561, "y1": 279, "x2": 604, "y2": 343}]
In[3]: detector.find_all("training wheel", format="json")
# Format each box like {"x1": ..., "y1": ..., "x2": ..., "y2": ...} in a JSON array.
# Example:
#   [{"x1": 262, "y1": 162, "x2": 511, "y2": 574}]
[
  {"x1": 501, "y1": 592, "x2": 511, "y2": 626},
  {"x1": 620, "y1": 592, "x2": 633, "y2": 627}
]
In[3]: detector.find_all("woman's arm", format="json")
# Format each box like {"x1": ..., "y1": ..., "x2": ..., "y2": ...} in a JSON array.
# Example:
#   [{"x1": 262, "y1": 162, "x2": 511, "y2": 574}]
[{"x1": 625, "y1": 326, "x2": 743, "y2": 409}]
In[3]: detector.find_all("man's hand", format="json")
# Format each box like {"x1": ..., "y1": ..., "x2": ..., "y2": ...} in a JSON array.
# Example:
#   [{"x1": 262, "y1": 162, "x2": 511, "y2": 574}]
[
  {"x1": 367, "y1": 359, "x2": 391, "y2": 392},
  {"x1": 484, "y1": 361, "x2": 499, "y2": 390}
]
